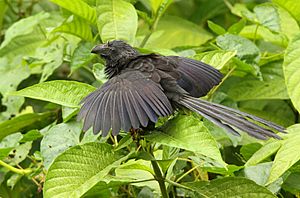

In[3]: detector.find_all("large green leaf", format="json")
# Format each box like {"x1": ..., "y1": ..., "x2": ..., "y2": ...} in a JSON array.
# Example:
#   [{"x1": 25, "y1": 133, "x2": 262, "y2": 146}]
[
  {"x1": 96, "y1": 0, "x2": 138, "y2": 44},
  {"x1": 145, "y1": 15, "x2": 212, "y2": 49},
  {"x1": 53, "y1": 16, "x2": 93, "y2": 41},
  {"x1": 254, "y1": 3, "x2": 299, "y2": 40},
  {"x1": 193, "y1": 50, "x2": 236, "y2": 70},
  {"x1": 43, "y1": 143, "x2": 125, "y2": 198},
  {"x1": 50, "y1": 0, "x2": 96, "y2": 24},
  {"x1": 240, "y1": 25, "x2": 288, "y2": 47},
  {"x1": 0, "y1": 58, "x2": 30, "y2": 120},
  {"x1": 273, "y1": 0, "x2": 300, "y2": 24},
  {"x1": 70, "y1": 41, "x2": 96, "y2": 73},
  {"x1": 245, "y1": 140, "x2": 282, "y2": 167},
  {"x1": 184, "y1": 177, "x2": 276, "y2": 198},
  {"x1": 228, "y1": 60, "x2": 289, "y2": 101},
  {"x1": 40, "y1": 122, "x2": 82, "y2": 169},
  {"x1": 283, "y1": 33, "x2": 300, "y2": 112},
  {"x1": 216, "y1": 33, "x2": 260, "y2": 63},
  {"x1": 267, "y1": 125, "x2": 300, "y2": 184},
  {"x1": 36, "y1": 38, "x2": 65, "y2": 82},
  {"x1": 146, "y1": 114, "x2": 225, "y2": 166},
  {"x1": 0, "y1": 112, "x2": 57, "y2": 141},
  {"x1": 227, "y1": 78, "x2": 289, "y2": 101},
  {"x1": 11, "y1": 80, "x2": 96, "y2": 108},
  {"x1": 0, "y1": 12, "x2": 49, "y2": 57}
]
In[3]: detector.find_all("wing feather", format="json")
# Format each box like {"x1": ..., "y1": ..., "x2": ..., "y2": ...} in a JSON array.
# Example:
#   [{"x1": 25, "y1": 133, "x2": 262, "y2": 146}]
[
  {"x1": 168, "y1": 56, "x2": 223, "y2": 97},
  {"x1": 78, "y1": 70, "x2": 173, "y2": 136}
]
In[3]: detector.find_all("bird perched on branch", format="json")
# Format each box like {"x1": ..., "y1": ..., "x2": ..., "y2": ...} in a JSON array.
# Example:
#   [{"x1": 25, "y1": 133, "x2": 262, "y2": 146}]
[{"x1": 78, "y1": 40, "x2": 285, "y2": 139}]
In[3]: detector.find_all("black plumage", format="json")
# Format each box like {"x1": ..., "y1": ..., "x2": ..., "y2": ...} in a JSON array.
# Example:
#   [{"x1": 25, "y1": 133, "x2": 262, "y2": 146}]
[{"x1": 77, "y1": 40, "x2": 285, "y2": 139}]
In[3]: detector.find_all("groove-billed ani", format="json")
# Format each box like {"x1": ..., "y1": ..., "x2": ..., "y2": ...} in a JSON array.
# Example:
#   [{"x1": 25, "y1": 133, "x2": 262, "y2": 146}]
[{"x1": 78, "y1": 40, "x2": 285, "y2": 139}]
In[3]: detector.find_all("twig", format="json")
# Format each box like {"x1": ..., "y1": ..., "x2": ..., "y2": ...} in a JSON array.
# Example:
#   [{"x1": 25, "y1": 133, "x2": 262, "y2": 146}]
[{"x1": 0, "y1": 160, "x2": 32, "y2": 175}]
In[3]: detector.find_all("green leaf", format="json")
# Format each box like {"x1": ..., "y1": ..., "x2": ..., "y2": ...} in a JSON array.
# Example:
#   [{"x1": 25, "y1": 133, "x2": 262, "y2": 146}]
[
  {"x1": 216, "y1": 33, "x2": 260, "y2": 63},
  {"x1": 50, "y1": 0, "x2": 96, "y2": 24},
  {"x1": 37, "y1": 38, "x2": 65, "y2": 82},
  {"x1": 11, "y1": 80, "x2": 96, "y2": 108},
  {"x1": 267, "y1": 125, "x2": 300, "y2": 184},
  {"x1": 53, "y1": 16, "x2": 93, "y2": 41},
  {"x1": 240, "y1": 25, "x2": 288, "y2": 47},
  {"x1": 245, "y1": 140, "x2": 282, "y2": 167},
  {"x1": 0, "y1": 112, "x2": 57, "y2": 141},
  {"x1": 43, "y1": 143, "x2": 125, "y2": 198},
  {"x1": 227, "y1": 19, "x2": 246, "y2": 34},
  {"x1": 145, "y1": 15, "x2": 212, "y2": 49},
  {"x1": 254, "y1": 4, "x2": 281, "y2": 33},
  {"x1": 228, "y1": 61, "x2": 289, "y2": 100},
  {"x1": 184, "y1": 177, "x2": 276, "y2": 198},
  {"x1": 254, "y1": 3, "x2": 299, "y2": 40},
  {"x1": 240, "y1": 143, "x2": 262, "y2": 161},
  {"x1": 96, "y1": 0, "x2": 138, "y2": 44},
  {"x1": 273, "y1": 0, "x2": 300, "y2": 24},
  {"x1": 40, "y1": 122, "x2": 82, "y2": 169},
  {"x1": 20, "y1": 130, "x2": 42, "y2": 143},
  {"x1": 70, "y1": 42, "x2": 96, "y2": 73},
  {"x1": 146, "y1": 114, "x2": 225, "y2": 166},
  {"x1": 207, "y1": 20, "x2": 226, "y2": 35},
  {"x1": 5, "y1": 142, "x2": 32, "y2": 165},
  {"x1": 115, "y1": 159, "x2": 159, "y2": 191},
  {"x1": 0, "y1": 58, "x2": 30, "y2": 120},
  {"x1": 193, "y1": 50, "x2": 236, "y2": 70},
  {"x1": 239, "y1": 100, "x2": 295, "y2": 127},
  {"x1": 243, "y1": 162, "x2": 283, "y2": 194},
  {"x1": 0, "y1": 12, "x2": 49, "y2": 57},
  {"x1": 0, "y1": 0, "x2": 7, "y2": 31},
  {"x1": 283, "y1": 33, "x2": 300, "y2": 112},
  {"x1": 92, "y1": 63, "x2": 107, "y2": 84},
  {"x1": 149, "y1": 0, "x2": 173, "y2": 15},
  {"x1": 227, "y1": 78, "x2": 289, "y2": 101}
]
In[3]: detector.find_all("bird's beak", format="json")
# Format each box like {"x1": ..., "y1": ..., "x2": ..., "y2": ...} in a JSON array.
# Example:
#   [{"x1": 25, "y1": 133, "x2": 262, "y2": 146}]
[{"x1": 91, "y1": 44, "x2": 108, "y2": 54}]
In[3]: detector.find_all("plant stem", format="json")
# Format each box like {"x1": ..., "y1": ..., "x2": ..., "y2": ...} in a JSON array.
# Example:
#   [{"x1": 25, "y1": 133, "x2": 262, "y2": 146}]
[
  {"x1": 151, "y1": 160, "x2": 169, "y2": 198},
  {"x1": 139, "y1": 8, "x2": 161, "y2": 48},
  {"x1": 176, "y1": 165, "x2": 200, "y2": 182},
  {"x1": 0, "y1": 160, "x2": 32, "y2": 175}
]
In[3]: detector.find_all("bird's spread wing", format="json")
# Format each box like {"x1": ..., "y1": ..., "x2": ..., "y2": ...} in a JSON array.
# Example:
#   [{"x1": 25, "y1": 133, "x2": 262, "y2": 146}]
[
  {"x1": 168, "y1": 56, "x2": 223, "y2": 97},
  {"x1": 77, "y1": 70, "x2": 173, "y2": 136}
]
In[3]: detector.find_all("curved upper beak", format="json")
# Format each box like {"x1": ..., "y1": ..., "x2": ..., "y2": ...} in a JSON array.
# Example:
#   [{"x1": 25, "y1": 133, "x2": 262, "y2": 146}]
[{"x1": 91, "y1": 44, "x2": 108, "y2": 54}]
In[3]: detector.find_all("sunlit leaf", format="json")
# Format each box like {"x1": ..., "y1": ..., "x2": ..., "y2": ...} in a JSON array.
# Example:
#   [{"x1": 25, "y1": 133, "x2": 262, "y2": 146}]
[
  {"x1": 273, "y1": 0, "x2": 300, "y2": 23},
  {"x1": 53, "y1": 16, "x2": 93, "y2": 41},
  {"x1": 50, "y1": 0, "x2": 96, "y2": 24},
  {"x1": 145, "y1": 15, "x2": 212, "y2": 49},
  {"x1": 283, "y1": 33, "x2": 300, "y2": 112},
  {"x1": 40, "y1": 122, "x2": 82, "y2": 169},
  {"x1": 146, "y1": 114, "x2": 225, "y2": 166},
  {"x1": 44, "y1": 143, "x2": 126, "y2": 198},
  {"x1": 207, "y1": 20, "x2": 226, "y2": 35},
  {"x1": 245, "y1": 140, "x2": 282, "y2": 167},
  {"x1": 11, "y1": 80, "x2": 96, "y2": 108},
  {"x1": 267, "y1": 125, "x2": 300, "y2": 184},
  {"x1": 96, "y1": 0, "x2": 138, "y2": 44},
  {"x1": 216, "y1": 33, "x2": 260, "y2": 63},
  {"x1": 0, "y1": 12, "x2": 48, "y2": 57},
  {"x1": 193, "y1": 50, "x2": 236, "y2": 70}
]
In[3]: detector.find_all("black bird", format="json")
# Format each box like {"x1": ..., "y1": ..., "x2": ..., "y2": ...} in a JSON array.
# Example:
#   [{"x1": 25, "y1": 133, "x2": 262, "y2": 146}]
[{"x1": 78, "y1": 40, "x2": 285, "y2": 139}]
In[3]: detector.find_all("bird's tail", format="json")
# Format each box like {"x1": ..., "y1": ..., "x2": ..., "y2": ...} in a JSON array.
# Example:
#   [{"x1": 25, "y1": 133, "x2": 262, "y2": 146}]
[{"x1": 177, "y1": 95, "x2": 286, "y2": 140}]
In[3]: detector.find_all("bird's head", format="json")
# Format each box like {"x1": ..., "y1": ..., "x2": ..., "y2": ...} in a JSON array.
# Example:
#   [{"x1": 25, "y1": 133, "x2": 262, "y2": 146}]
[{"x1": 91, "y1": 40, "x2": 139, "y2": 78}]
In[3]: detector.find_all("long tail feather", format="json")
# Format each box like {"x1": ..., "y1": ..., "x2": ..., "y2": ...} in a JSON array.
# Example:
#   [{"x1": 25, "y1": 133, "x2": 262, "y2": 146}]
[{"x1": 178, "y1": 95, "x2": 285, "y2": 139}]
